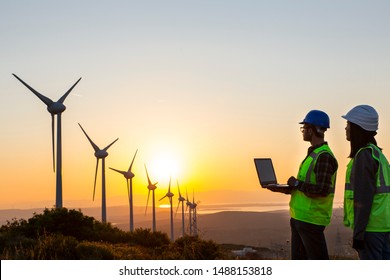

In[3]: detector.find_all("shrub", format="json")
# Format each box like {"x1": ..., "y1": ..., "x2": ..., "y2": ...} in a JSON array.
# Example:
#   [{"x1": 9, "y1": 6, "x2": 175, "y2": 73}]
[
  {"x1": 34, "y1": 233, "x2": 79, "y2": 260},
  {"x1": 90, "y1": 221, "x2": 131, "y2": 243},
  {"x1": 25, "y1": 208, "x2": 95, "y2": 240},
  {"x1": 165, "y1": 235, "x2": 223, "y2": 260},
  {"x1": 76, "y1": 241, "x2": 115, "y2": 260},
  {"x1": 129, "y1": 228, "x2": 170, "y2": 248}
]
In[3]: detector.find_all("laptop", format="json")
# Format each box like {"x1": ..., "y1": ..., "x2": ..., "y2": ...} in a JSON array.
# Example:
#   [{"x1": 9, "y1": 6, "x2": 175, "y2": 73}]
[{"x1": 254, "y1": 158, "x2": 289, "y2": 188}]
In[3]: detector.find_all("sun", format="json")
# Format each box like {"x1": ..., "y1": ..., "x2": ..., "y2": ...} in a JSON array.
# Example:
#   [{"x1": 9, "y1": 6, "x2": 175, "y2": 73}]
[{"x1": 149, "y1": 151, "x2": 180, "y2": 182}]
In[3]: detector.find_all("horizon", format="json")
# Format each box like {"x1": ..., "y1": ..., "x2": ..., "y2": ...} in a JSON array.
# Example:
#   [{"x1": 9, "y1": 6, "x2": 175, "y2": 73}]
[{"x1": 1, "y1": 1, "x2": 390, "y2": 215}]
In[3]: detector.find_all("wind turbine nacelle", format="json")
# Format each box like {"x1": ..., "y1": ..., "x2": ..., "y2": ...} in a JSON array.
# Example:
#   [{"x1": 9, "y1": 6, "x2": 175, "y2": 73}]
[
  {"x1": 47, "y1": 102, "x2": 66, "y2": 114},
  {"x1": 95, "y1": 150, "x2": 109, "y2": 158},
  {"x1": 148, "y1": 185, "x2": 157, "y2": 191},
  {"x1": 125, "y1": 172, "x2": 135, "y2": 179}
]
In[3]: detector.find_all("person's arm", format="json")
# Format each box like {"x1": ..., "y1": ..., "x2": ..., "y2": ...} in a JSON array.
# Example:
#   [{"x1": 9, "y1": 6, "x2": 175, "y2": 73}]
[
  {"x1": 288, "y1": 153, "x2": 337, "y2": 197},
  {"x1": 351, "y1": 149, "x2": 378, "y2": 249}
]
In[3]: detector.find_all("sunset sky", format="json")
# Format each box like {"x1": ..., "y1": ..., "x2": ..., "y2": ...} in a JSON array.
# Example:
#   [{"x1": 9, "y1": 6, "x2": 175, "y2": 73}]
[{"x1": 1, "y1": 1, "x2": 390, "y2": 212}]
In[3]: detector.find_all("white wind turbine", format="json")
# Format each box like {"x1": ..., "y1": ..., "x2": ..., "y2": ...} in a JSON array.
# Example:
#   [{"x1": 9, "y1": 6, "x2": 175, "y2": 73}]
[
  {"x1": 78, "y1": 123, "x2": 118, "y2": 223},
  {"x1": 109, "y1": 149, "x2": 138, "y2": 232},
  {"x1": 12, "y1": 74, "x2": 81, "y2": 208},
  {"x1": 144, "y1": 164, "x2": 158, "y2": 232},
  {"x1": 175, "y1": 180, "x2": 186, "y2": 237},
  {"x1": 159, "y1": 177, "x2": 174, "y2": 241}
]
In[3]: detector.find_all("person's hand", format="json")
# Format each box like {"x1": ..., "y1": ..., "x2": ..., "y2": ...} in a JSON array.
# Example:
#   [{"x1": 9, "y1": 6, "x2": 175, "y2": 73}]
[
  {"x1": 287, "y1": 176, "x2": 298, "y2": 187},
  {"x1": 264, "y1": 185, "x2": 292, "y2": 194}
]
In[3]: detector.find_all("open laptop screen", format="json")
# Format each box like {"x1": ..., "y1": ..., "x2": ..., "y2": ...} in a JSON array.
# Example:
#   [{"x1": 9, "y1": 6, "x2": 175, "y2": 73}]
[{"x1": 254, "y1": 158, "x2": 278, "y2": 186}]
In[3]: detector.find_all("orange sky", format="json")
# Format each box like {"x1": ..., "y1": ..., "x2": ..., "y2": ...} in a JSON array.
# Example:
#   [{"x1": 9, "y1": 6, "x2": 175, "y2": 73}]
[{"x1": 1, "y1": 1, "x2": 390, "y2": 212}]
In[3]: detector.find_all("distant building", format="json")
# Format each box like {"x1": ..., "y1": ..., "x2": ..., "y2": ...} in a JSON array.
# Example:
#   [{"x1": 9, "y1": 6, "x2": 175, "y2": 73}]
[{"x1": 231, "y1": 247, "x2": 257, "y2": 257}]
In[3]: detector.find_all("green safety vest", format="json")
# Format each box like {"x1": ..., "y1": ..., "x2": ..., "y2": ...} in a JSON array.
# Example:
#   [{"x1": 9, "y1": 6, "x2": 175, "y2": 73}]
[
  {"x1": 289, "y1": 144, "x2": 336, "y2": 226},
  {"x1": 343, "y1": 144, "x2": 390, "y2": 231}
]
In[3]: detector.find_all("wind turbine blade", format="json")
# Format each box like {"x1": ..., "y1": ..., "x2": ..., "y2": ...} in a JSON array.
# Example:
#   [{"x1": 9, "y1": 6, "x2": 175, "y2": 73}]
[
  {"x1": 177, "y1": 180, "x2": 181, "y2": 197},
  {"x1": 185, "y1": 186, "x2": 189, "y2": 212},
  {"x1": 159, "y1": 195, "x2": 167, "y2": 201},
  {"x1": 57, "y1": 77, "x2": 82, "y2": 104},
  {"x1": 168, "y1": 177, "x2": 172, "y2": 193},
  {"x1": 192, "y1": 188, "x2": 195, "y2": 204},
  {"x1": 103, "y1": 138, "x2": 119, "y2": 151},
  {"x1": 93, "y1": 159, "x2": 99, "y2": 201},
  {"x1": 12, "y1": 74, "x2": 53, "y2": 106},
  {"x1": 109, "y1": 167, "x2": 126, "y2": 176},
  {"x1": 144, "y1": 164, "x2": 152, "y2": 185},
  {"x1": 175, "y1": 201, "x2": 181, "y2": 217},
  {"x1": 51, "y1": 114, "x2": 55, "y2": 172},
  {"x1": 78, "y1": 123, "x2": 100, "y2": 152},
  {"x1": 145, "y1": 190, "x2": 151, "y2": 215},
  {"x1": 128, "y1": 149, "x2": 138, "y2": 172}
]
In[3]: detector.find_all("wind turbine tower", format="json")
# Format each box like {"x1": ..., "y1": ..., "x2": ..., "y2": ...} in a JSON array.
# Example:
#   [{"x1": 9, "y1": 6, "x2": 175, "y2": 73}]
[
  {"x1": 145, "y1": 164, "x2": 158, "y2": 232},
  {"x1": 185, "y1": 188, "x2": 193, "y2": 236},
  {"x1": 175, "y1": 180, "x2": 186, "y2": 237},
  {"x1": 78, "y1": 123, "x2": 118, "y2": 223},
  {"x1": 159, "y1": 177, "x2": 174, "y2": 241},
  {"x1": 109, "y1": 149, "x2": 138, "y2": 232},
  {"x1": 13, "y1": 74, "x2": 81, "y2": 208},
  {"x1": 191, "y1": 195, "x2": 198, "y2": 237}
]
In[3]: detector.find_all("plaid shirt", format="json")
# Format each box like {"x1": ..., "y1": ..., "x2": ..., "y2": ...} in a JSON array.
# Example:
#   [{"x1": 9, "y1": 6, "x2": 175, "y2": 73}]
[{"x1": 296, "y1": 142, "x2": 338, "y2": 196}]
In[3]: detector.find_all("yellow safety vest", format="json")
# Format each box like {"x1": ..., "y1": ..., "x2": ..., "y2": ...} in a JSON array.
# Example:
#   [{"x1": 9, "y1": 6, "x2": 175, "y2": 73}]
[
  {"x1": 290, "y1": 144, "x2": 336, "y2": 226},
  {"x1": 343, "y1": 144, "x2": 390, "y2": 231}
]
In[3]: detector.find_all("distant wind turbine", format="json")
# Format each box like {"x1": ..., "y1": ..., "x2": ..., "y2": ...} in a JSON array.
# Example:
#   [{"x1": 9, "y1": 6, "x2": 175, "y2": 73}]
[
  {"x1": 145, "y1": 164, "x2": 158, "y2": 232},
  {"x1": 78, "y1": 123, "x2": 118, "y2": 223},
  {"x1": 190, "y1": 191, "x2": 199, "y2": 237},
  {"x1": 12, "y1": 74, "x2": 81, "y2": 208},
  {"x1": 109, "y1": 149, "x2": 138, "y2": 232},
  {"x1": 159, "y1": 177, "x2": 174, "y2": 241},
  {"x1": 175, "y1": 180, "x2": 186, "y2": 237},
  {"x1": 185, "y1": 187, "x2": 193, "y2": 235}
]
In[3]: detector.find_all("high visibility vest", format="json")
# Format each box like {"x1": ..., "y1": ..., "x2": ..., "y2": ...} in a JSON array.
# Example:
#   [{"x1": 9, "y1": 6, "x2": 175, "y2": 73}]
[
  {"x1": 343, "y1": 144, "x2": 390, "y2": 231},
  {"x1": 289, "y1": 144, "x2": 337, "y2": 226}
]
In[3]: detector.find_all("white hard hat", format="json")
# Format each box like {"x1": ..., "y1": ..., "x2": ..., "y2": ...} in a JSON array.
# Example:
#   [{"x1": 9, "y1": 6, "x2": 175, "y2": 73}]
[{"x1": 342, "y1": 105, "x2": 378, "y2": 131}]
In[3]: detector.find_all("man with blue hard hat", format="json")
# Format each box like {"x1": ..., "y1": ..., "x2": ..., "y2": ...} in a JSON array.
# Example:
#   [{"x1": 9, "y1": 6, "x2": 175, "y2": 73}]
[{"x1": 265, "y1": 110, "x2": 338, "y2": 259}]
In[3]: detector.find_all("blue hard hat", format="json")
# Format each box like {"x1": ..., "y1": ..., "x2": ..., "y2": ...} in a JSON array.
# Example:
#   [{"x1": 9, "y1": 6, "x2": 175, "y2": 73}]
[{"x1": 299, "y1": 110, "x2": 330, "y2": 128}]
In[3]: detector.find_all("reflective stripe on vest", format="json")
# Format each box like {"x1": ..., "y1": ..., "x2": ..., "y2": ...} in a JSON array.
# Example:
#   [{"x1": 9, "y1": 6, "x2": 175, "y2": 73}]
[
  {"x1": 343, "y1": 144, "x2": 390, "y2": 231},
  {"x1": 289, "y1": 144, "x2": 336, "y2": 226}
]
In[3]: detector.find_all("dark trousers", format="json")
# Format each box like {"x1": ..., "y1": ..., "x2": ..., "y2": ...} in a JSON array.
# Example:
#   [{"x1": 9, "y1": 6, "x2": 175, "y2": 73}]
[
  {"x1": 357, "y1": 232, "x2": 390, "y2": 260},
  {"x1": 290, "y1": 218, "x2": 329, "y2": 260}
]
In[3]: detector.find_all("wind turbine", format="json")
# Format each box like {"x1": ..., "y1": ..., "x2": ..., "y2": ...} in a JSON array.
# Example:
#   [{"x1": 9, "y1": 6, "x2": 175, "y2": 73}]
[
  {"x1": 109, "y1": 149, "x2": 138, "y2": 232},
  {"x1": 78, "y1": 123, "x2": 118, "y2": 223},
  {"x1": 185, "y1": 187, "x2": 193, "y2": 235},
  {"x1": 159, "y1": 177, "x2": 174, "y2": 241},
  {"x1": 175, "y1": 180, "x2": 186, "y2": 237},
  {"x1": 145, "y1": 164, "x2": 158, "y2": 232},
  {"x1": 190, "y1": 191, "x2": 199, "y2": 237},
  {"x1": 12, "y1": 74, "x2": 81, "y2": 208}
]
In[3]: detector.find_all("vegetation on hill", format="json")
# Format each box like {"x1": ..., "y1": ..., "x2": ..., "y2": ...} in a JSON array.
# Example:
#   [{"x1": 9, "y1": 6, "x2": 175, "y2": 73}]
[{"x1": 0, "y1": 208, "x2": 224, "y2": 260}]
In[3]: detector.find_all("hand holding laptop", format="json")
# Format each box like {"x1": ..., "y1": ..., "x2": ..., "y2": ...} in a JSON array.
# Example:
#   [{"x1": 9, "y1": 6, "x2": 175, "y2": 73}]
[
  {"x1": 263, "y1": 184, "x2": 292, "y2": 194},
  {"x1": 254, "y1": 158, "x2": 293, "y2": 194}
]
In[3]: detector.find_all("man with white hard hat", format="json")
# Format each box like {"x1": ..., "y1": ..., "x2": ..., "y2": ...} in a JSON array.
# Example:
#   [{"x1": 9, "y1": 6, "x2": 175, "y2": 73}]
[{"x1": 342, "y1": 104, "x2": 390, "y2": 260}]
